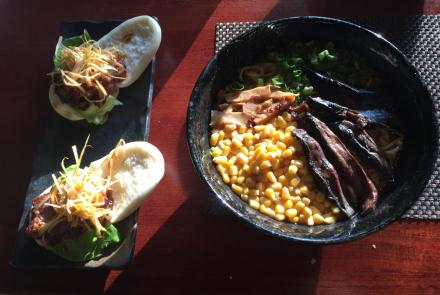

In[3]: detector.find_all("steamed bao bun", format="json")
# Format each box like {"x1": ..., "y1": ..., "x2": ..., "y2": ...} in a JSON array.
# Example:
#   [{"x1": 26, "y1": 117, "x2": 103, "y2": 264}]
[
  {"x1": 89, "y1": 141, "x2": 165, "y2": 223},
  {"x1": 49, "y1": 16, "x2": 161, "y2": 122},
  {"x1": 98, "y1": 15, "x2": 162, "y2": 88}
]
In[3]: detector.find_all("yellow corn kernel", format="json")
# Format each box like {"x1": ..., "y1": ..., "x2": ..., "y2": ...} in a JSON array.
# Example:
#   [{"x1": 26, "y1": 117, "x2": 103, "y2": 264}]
[
  {"x1": 236, "y1": 153, "x2": 248, "y2": 165},
  {"x1": 275, "y1": 141, "x2": 287, "y2": 151},
  {"x1": 243, "y1": 133, "x2": 254, "y2": 141},
  {"x1": 240, "y1": 194, "x2": 249, "y2": 201},
  {"x1": 266, "y1": 151, "x2": 277, "y2": 160},
  {"x1": 249, "y1": 199, "x2": 260, "y2": 209},
  {"x1": 288, "y1": 165, "x2": 298, "y2": 175},
  {"x1": 254, "y1": 125, "x2": 265, "y2": 132},
  {"x1": 237, "y1": 176, "x2": 245, "y2": 185},
  {"x1": 210, "y1": 132, "x2": 219, "y2": 146},
  {"x1": 277, "y1": 116, "x2": 287, "y2": 128},
  {"x1": 216, "y1": 164, "x2": 227, "y2": 174},
  {"x1": 290, "y1": 196, "x2": 302, "y2": 203},
  {"x1": 285, "y1": 126, "x2": 295, "y2": 133},
  {"x1": 231, "y1": 130, "x2": 239, "y2": 138},
  {"x1": 263, "y1": 199, "x2": 272, "y2": 207},
  {"x1": 218, "y1": 131, "x2": 225, "y2": 141},
  {"x1": 281, "y1": 148, "x2": 293, "y2": 159},
  {"x1": 240, "y1": 146, "x2": 249, "y2": 155},
  {"x1": 228, "y1": 156, "x2": 237, "y2": 165},
  {"x1": 307, "y1": 216, "x2": 314, "y2": 226},
  {"x1": 294, "y1": 201, "x2": 305, "y2": 212},
  {"x1": 282, "y1": 134, "x2": 294, "y2": 145},
  {"x1": 275, "y1": 204, "x2": 285, "y2": 214},
  {"x1": 324, "y1": 216, "x2": 336, "y2": 224},
  {"x1": 266, "y1": 171, "x2": 277, "y2": 183},
  {"x1": 285, "y1": 208, "x2": 298, "y2": 218},
  {"x1": 291, "y1": 216, "x2": 300, "y2": 223},
  {"x1": 272, "y1": 182, "x2": 283, "y2": 191},
  {"x1": 266, "y1": 144, "x2": 276, "y2": 152},
  {"x1": 263, "y1": 125, "x2": 273, "y2": 137},
  {"x1": 278, "y1": 175, "x2": 288, "y2": 185},
  {"x1": 330, "y1": 207, "x2": 340, "y2": 214},
  {"x1": 263, "y1": 139, "x2": 272, "y2": 145},
  {"x1": 220, "y1": 145, "x2": 231, "y2": 157},
  {"x1": 281, "y1": 187, "x2": 290, "y2": 200},
  {"x1": 231, "y1": 138, "x2": 243, "y2": 149},
  {"x1": 302, "y1": 197, "x2": 311, "y2": 206},
  {"x1": 303, "y1": 207, "x2": 313, "y2": 217},
  {"x1": 260, "y1": 160, "x2": 272, "y2": 170},
  {"x1": 231, "y1": 176, "x2": 238, "y2": 184},
  {"x1": 222, "y1": 139, "x2": 232, "y2": 146},
  {"x1": 256, "y1": 182, "x2": 265, "y2": 191},
  {"x1": 213, "y1": 156, "x2": 228, "y2": 165},
  {"x1": 313, "y1": 214, "x2": 325, "y2": 224},
  {"x1": 238, "y1": 125, "x2": 247, "y2": 133},
  {"x1": 290, "y1": 177, "x2": 301, "y2": 187},
  {"x1": 292, "y1": 160, "x2": 304, "y2": 168},
  {"x1": 224, "y1": 124, "x2": 236, "y2": 132},
  {"x1": 229, "y1": 165, "x2": 239, "y2": 176},
  {"x1": 249, "y1": 189, "x2": 260, "y2": 196},
  {"x1": 264, "y1": 188, "x2": 276, "y2": 200},
  {"x1": 282, "y1": 112, "x2": 293, "y2": 122},
  {"x1": 211, "y1": 147, "x2": 222, "y2": 157},
  {"x1": 264, "y1": 208, "x2": 276, "y2": 218},
  {"x1": 243, "y1": 164, "x2": 251, "y2": 173},
  {"x1": 222, "y1": 174, "x2": 230, "y2": 183},
  {"x1": 284, "y1": 199, "x2": 294, "y2": 209},
  {"x1": 274, "y1": 214, "x2": 285, "y2": 221},
  {"x1": 231, "y1": 184, "x2": 243, "y2": 195}
]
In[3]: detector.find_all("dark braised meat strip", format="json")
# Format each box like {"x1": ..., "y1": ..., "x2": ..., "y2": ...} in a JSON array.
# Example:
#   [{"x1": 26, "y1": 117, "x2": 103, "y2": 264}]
[
  {"x1": 332, "y1": 120, "x2": 393, "y2": 188},
  {"x1": 307, "y1": 97, "x2": 368, "y2": 128},
  {"x1": 292, "y1": 129, "x2": 354, "y2": 217},
  {"x1": 302, "y1": 113, "x2": 378, "y2": 213}
]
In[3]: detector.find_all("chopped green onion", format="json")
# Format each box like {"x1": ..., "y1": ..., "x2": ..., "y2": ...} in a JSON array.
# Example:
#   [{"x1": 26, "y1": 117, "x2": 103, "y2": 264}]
[
  {"x1": 226, "y1": 81, "x2": 245, "y2": 92},
  {"x1": 302, "y1": 86, "x2": 314, "y2": 96},
  {"x1": 271, "y1": 75, "x2": 284, "y2": 86},
  {"x1": 292, "y1": 69, "x2": 302, "y2": 78}
]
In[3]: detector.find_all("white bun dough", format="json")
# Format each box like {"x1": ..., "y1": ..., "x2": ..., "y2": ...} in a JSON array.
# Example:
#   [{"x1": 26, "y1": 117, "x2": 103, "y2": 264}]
[
  {"x1": 89, "y1": 141, "x2": 165, "y2": 223},
  {"x1": 97, "y1": 15, "x2": 162, "y2": 88}
]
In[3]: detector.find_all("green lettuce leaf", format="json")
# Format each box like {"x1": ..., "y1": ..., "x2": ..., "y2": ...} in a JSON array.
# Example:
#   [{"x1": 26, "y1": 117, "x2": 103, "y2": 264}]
[
  {"x1": 71, "y1": 94, "x2": 123, "y2": 125},
  {"x1": 47, "y1": 223, "x2": 121, "y2": 262},
  {"x1": 53, "y1": 30, "x2": 92, "y2": 72}
]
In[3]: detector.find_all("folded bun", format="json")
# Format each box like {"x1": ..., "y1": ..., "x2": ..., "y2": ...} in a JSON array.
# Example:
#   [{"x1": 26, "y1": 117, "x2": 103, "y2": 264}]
[
  {"x1": 97, "y1": 15, "x2": 162, "y2": 88},
  {"x1": 89, "y1": 141, "x2": 165, "y2": 223},
  {"x1": 49, "y1": 84, "x2": 83, "y2": 121}
]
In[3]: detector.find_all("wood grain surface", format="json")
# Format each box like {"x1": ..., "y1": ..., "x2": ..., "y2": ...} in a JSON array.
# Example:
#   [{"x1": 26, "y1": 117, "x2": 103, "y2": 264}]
[{"x1": 1, "y1": 0, "x2": 439, "y2": 294}]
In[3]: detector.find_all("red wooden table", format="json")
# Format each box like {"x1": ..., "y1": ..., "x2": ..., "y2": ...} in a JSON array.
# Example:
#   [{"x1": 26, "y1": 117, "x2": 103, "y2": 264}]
[{"x1": 1, "y1": 0, "x2": 440, "y2": 294}]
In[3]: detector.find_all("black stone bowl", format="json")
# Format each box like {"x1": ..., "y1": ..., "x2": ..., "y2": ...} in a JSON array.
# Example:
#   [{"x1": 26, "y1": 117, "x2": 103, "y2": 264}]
[{"x1": 186, "y1": 16, "x2": 438, "y2": 243}]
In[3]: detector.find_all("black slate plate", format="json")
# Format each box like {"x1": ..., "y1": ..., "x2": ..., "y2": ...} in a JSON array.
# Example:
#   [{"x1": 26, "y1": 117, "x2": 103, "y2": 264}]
[{"x1": 10, "y1": 20, "x2": 156, "y2": 269}]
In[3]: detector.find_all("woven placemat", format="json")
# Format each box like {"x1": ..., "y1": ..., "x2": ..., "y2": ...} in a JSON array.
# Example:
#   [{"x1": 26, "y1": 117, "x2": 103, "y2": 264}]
[{"x1": 210, "y1": 16, "x2": 440, "y2": 219}]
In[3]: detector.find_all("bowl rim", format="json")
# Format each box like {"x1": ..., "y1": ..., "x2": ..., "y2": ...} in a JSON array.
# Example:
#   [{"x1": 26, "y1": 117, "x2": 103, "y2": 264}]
[{"x1": 186, "y1": 16, "x2": 439, "y2": 244}]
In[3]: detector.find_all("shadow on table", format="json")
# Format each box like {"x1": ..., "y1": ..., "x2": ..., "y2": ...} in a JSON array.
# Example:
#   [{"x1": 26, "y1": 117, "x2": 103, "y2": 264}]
[{"x1": 106, "y1": 125, "x2": 323, "y2": 294}]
